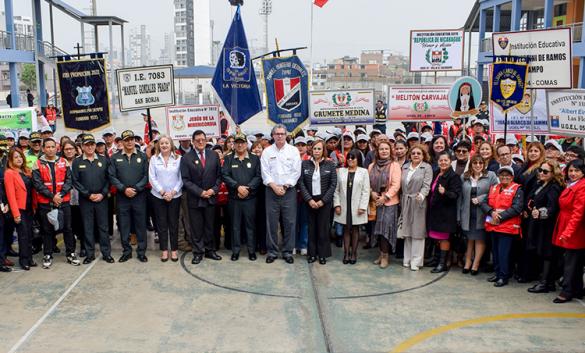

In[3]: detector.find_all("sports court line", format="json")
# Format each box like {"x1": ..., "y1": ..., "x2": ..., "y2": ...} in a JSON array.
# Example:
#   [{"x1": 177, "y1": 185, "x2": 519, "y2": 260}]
[
  {"x1": 329, "y1": 271, "x2": 449, "y2": 300},
  {"x1": 307, "y1": 264, "x2": 333, "y2": 353},
  {"x1": 390, "y1": 312, "x2": 585, "y2": 353},
  {"x1": 179, "y1": 252, "x2": 301, "y2": 299},
  {"x1": 7, "y1": 260, "x2": 98, "y2": 353}
]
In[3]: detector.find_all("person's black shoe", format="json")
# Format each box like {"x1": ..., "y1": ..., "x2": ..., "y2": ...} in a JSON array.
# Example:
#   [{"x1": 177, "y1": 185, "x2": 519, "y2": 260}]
[
  {"x1": 307, "y1": 256, "x2": 316, "y2": 263},
  {"x1": 205, "y1": 251, "x2": 222, "y2": 261},
  {"x1": 284, "y1": 256, "x2": 294, "y2": 264},
  {"x1": 191, "y1": 255, "x2": 203, "y2": 264},
  {"x1": 20, "y1": 264, "x2": 30, "y2": 271},
  {"x1": 431, "y1": 263, "x2": 448, "y2": 273},
  {"x1": 6, "y1": 249, "x2": 19, "y2": 257},
  {"x1": 462, "y1": 268, "x2": 470, "y2": 274},
  {"x1": 265, "y1": 255, "x2": 276, "y2": 264},
  {"x1": 147, "y1": 224, "x2": 155, "y2": 232},
  {"x1": 335, "y1": 238, "x2": 342, "y2": 248},
  {"x1": 342, "y1": 255, "x2": 349, "y2": 265},
  {"x1": 53, "y1": 246, "x2": 61, "y2": 254},
  {"x1": 118, "y1": 254, "x2": 132, "y2": 263},
  {"x1": 138, "y1": 255, "x2": 148, "y2": 263},
  {"x1": 103, "y1": 256, "x2": 115, "y2": 263},
  {"x1": 79, "y1": 249, "x2": 87, "y2": 258},
  {"x1": 527, "y1": 282, "x2": 555, "y2": 293},
  {"x1": 553, "y1": 296, "x2": 572, "y2": 304},
  {"x1": 248, "y1": 253, "x2": 257, "y2": 261},
  {"x1": 83, "y1": 256, "x2": 95, "y2": 264},
  {"x1": 0, "y1": 265, "x2": 11, "y2": 272},
  {"x1": 29, "y1": 260, "x2": 37, "y2": 267},
  {"x1": 494, "y1": 279, "x2": 508, "y2": 287},
  {"x1": 231, "y1": 253, "x2": 239, "y2": 261},
  {"x1": 318, "y1": 257, "x2": 326, "y2": 265},
  {"x1": 487, "y1": 275, "x2": 498, "y2": 282},
  {"x1": 470, "y1": 270, "x2": 479, "y2": 276},
  {"x1": 516, "y1": 277, "x2": 530, "y2": 283}
]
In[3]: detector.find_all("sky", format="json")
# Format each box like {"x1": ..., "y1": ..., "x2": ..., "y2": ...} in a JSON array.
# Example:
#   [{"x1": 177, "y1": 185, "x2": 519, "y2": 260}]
[{"x1": 9, "y1": 0, "x2": 475, "y2": 64}]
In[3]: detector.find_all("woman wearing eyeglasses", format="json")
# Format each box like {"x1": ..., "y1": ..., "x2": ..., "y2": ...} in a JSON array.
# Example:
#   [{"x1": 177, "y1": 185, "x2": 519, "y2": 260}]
[
  {"x1": 523, "y1": 160, "x2": 564, "y2": 294},
  {"x1": 334, "y1": 149, "x2": 370, "y2": 264},
  {"x1": 552, "y1": 159, "x2": 585, "y2": 303},
  {"x1": 481, "y1": 166, "x2": 524, "y2": 287},
  {"x1": 397, "y1": 144, "x2": 433, "y2": 271},
  {"x1": 458, "y1": 155, "x2": 498, "y2": 275},
  {"x1": 369, "y1": 141, "x2": 401, "y2": 269}
]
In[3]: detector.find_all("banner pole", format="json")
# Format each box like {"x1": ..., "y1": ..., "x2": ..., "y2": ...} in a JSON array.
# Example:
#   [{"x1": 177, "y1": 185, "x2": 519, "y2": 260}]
[
  {"x1": 529, "y1": 88, "x2": 535, "y2": 143},
  {"x1": 147, "y1": 107, "x2": 153, "y2": 142},
  {"x1": 504, "y1": 111, "x2": 508, "y2": 142}
]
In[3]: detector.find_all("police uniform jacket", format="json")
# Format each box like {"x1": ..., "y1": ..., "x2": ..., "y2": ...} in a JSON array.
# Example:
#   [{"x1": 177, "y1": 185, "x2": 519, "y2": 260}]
[
  {"x1": 221, "y1": 152, "x2": 262, "y2": 200},
  {"x1": 71, "y1": 154, "x2": 110, "y2": 199},
  {"x1": 108, "y1": 149, "x2": 149, "y2": 194}
]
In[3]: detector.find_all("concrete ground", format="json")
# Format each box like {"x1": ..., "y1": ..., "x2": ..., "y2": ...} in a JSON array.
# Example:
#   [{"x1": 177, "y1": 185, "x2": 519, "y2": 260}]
[{"x1": 1, "y1": 232, "x2": 585, "y2": 353}]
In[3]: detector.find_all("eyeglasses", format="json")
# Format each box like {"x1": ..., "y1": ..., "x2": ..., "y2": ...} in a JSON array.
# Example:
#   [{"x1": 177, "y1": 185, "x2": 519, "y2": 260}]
[
  {"x1": 456, "y1": 149, "x2": 469, "y2": 154},
  {"x1": 565, "y1": 152, "x2": 578, "y2": 159},
  {"x1": 472, "y1": 161, "x2": 484, "y2": 165},
  {"x1": 537, "y1": 168, "x2": 551, "y2": 175},
  {"x1": 273, "y1": 133, "x2": 286, "y2": 136},
  {"x1": 347, "y1": 155, "x2": 356, "y2": 160}
]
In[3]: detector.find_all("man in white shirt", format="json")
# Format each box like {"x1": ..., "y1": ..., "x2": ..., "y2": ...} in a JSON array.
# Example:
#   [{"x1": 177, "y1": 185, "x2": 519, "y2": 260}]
[{"x1": 261, "y1": 124, "x2": 302, "y2": 264}]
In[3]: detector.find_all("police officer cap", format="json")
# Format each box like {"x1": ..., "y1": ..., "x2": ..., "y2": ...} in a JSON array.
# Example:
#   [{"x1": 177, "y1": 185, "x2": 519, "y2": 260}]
[
  {"x1": 121, "y1": 130, "x2": 135, "y2": 140},
  {"x1": 29, "y1": 131, "x2": 42, "y2": 142},
  {"x1": 82, "y1": 134, "x2": 96, "y2": 145},
  {"x1": 234, "y1": 133, "x2": 247, "y2": 142}
]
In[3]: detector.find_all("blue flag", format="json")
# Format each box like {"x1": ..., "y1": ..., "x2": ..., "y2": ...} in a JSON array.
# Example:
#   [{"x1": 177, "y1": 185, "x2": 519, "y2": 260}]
[
  {"x1": 211, "y1": 7, "x2": 262, "y2": 125},
  {"x1": 490, "y1": 55, "x2": 529, "y2": 113},
  {"x1": 262, "y1": 56, "x2": 309, "y2": 132}
]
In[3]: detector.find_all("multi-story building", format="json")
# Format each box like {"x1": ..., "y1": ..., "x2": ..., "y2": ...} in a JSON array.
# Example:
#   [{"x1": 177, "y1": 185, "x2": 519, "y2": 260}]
[
  {"x1": 468, "y1": 0, "x2": 584, "y2": 87},
  {"x1": 158, "y1": 32, "x2": 175, "y2": 65},
  {"x1": 128, "y1": 25, "x2": 151, "y2": 67},
  {"x1": 174, "y1": 0, "x2": 211, "y2": 67}
]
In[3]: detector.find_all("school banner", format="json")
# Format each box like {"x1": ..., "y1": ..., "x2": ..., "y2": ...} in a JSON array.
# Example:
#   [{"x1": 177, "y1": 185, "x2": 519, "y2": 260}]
[
  {"x1": 262, "y1": 55, "x2": 309, "y2": 132},
  {"x1": 492, "y1": 28, "x2": 572, "y2": 89},
  {"x1": 57, "y1": 58, "x2": 110, "y2": 131},
  {"x1": 490, "y1": 89, "x2": 549, "y2": 134},
  {"x1": 116, "y1": 65, "x2": 175, "y2": 112},
  {"x1": 309, "y1": 89, "x2": 374, "y2": 125},
  {"x1": 166, "y1": 105, "x2": 221, "y2": 140},
  {"x1": 448, "y1": 76, "x2": 483, "y2": 118},
  {"x1": 409, "y1": 29, "x2": 464, "y2": 72},
  {"x1": 490, "y1": 55, "x2": 529, "y2": 113},
  {"x1": 547, "y1": 90, "x2": 585, "y2": 137},
  {"x1": 388, "y1": 85, "x2": 451, "y2": 122},
  {"x1": 0, "y1": 107, "x2": 37, "y2": 137}
]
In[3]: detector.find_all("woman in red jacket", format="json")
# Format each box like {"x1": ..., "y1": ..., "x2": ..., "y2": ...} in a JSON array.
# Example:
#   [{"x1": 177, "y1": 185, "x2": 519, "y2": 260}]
[
  {"x1": 4, "y1": 148, "x2": 36, "y2": 270},
  {"x1": 552, "y1": 159, "x2": 585, "y2": 303}
]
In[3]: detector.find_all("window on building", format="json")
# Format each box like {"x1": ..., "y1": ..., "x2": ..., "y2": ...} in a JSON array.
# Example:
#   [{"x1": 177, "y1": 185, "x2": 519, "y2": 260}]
[{"x1": 520, "y1": 12, "x2": 528, "y2": 31}]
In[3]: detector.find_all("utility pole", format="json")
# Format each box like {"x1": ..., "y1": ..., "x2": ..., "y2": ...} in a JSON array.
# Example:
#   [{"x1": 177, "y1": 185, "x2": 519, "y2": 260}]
[{"x1": 259, "y1": 0, "x2": 272, "y2": 54}]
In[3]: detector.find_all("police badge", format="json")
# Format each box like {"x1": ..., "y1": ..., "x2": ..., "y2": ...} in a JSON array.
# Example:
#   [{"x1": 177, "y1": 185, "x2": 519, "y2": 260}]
[{"x1": 75, "y1": 86, "x2": 95, "y2": 106}]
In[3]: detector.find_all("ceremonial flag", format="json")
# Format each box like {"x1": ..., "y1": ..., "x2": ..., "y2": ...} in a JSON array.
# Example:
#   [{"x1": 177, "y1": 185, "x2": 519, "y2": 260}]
[
  {"x1": 490, "y1": 55, "x2": 529, "y2": 113},
  {"x1": 262, "y1": 55, "x2": 309, "y2": 132},
  {"x1": 211, "y1": 6, "x2": 262, "y2": 125},
  {"x1": 314, "y1": 0, "x2": 329, "y2": 7}
]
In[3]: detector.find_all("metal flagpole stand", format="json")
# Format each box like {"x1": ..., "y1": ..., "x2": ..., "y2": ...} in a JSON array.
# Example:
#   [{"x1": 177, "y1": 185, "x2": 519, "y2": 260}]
[{"x1": 529, "y1": 88, "x2": 535, "y2": 142}]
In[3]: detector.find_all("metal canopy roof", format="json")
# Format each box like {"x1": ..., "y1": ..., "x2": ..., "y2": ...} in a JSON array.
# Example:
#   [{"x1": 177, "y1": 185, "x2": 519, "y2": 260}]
[
  {"x1": 174, "y1": 66, "x2": 216, "y2": 79},
  {"x1": 46, "y1": 0, "x2": 127, "y2": 25}
]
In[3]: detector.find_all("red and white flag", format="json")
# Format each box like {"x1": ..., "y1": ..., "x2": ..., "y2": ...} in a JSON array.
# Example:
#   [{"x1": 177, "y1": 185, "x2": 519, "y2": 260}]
[{"x1": 314, "y1": 0, "x2": 328, "y2": 8}]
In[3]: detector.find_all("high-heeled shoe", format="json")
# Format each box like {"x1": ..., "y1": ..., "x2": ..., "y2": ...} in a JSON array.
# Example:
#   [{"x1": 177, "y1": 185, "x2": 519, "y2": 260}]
[
  {"x1": 171, "y1": 252, "x2": 179, "y2": 262},
  {"x1": 470, "y1": 269, "x2": 479, "y2": 276},
  {"x1": 349, "y1": 257, "x2": 357, "y2": 265},
  {"x1": 342, "y1": 255, "x2": 349, "y2": 265},
  {"x1": 553, "y1": 296, "x2": 572, "y2": 304},
  {"x1": 462, "y1": 268, "x2": 470, "y2": 274},
  {"x1": 318, "y1": 257, "x2": 326, "y2": 265}
]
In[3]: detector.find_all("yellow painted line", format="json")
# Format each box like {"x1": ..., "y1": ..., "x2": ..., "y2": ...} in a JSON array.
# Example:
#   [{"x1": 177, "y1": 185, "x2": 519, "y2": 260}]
[{"x1": 391, "y1": 312, "x2": 585, "y2": 353}]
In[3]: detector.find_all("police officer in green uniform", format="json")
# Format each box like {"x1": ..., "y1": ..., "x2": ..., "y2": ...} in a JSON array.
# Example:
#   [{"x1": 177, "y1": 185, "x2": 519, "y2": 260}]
[
  {"x1": 221, "y1": 133, "x2": 262, "y2": 261},
  {"x1": 108, "y1": 130, "x2": 149, "y2": 263},
  {"x1": 72, "y1": 134, "x2": 114, "y2": 264},
  {"x1": 26, "y1": 131, "x2": 42, "y2": 170}
]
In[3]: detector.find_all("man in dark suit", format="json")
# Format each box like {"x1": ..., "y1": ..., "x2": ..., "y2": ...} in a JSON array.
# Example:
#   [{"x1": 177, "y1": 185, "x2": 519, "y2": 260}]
[
  {"x1": 180, "y1": 130, "x2": 222, "y2": 264},
  {"x1": 488, "y1": 145, "x2": 522, "y2": 182}
]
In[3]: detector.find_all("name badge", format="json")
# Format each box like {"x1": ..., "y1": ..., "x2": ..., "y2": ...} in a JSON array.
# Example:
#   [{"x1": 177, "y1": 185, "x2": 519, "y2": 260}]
[
  {"x1": 79, "y1": 165, "x2": 87, "y2": 169},
  {"x1": 136, "y1": 158, "x2": 142, "y2": 163},
  {"x1": 116, "y1": 159, "x2": 123, "y2": 162},
  {"x1": 232, "y1": 165, "x2": 239, "y2": 168}
]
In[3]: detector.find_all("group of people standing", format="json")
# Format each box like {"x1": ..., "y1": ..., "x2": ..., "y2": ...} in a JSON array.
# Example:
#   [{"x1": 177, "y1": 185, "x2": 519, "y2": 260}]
[{"x1": 0, "y1": 120, "x2": 583, "y2": 304}]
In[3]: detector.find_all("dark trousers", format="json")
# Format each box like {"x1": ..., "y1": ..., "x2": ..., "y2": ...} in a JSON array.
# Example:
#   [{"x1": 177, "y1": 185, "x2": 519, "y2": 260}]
[
  {"x1": 491, "y1": 232, "x2": 515, "y2": 281},
  {"x1": 307, "y1": 202, "x2": 332, "y2": 258},
  {"x1": 152, "y1": 196, "x2": 180, "y2": 251},
  {"x1": 71, "y1": 205, "x2": 85, "y2": 252},
  {"x1": 80, "y1": 198, "x2": 111, "y2": 257},
  {"x1": 189, "y1": 205, "x2": 215, "y2": 255},
  {"x1": 561, "y1": 249, "x2": 584, "y2": 298},
  {"x1": 117, "y1": 192, "x2": 147, "y2": 256},
  {"x1": 38, "y1": 203, "x2": 75, "y2": 256},
  {"x1": 265, "y1": 187, "x2": 296, "y2": 257},
  {"x1": 228, "y1": 198, "x2": 256, "y2": 255},
  {"x1": 15, "y1": 210, "x2": 33, "y2": 266}
]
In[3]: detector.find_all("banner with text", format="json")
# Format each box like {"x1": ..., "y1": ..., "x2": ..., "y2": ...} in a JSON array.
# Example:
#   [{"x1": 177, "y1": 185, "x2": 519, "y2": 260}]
[
  {"x1": 409, "y1": 29, "x2": 464, "y2": 72},
  {"x1": 57, "y1": 58, "x2": 110, "y2": 131},
  {"x1": 166, "y1": 105, "x2": 220, "y2": 140},
  {"x1": 309, "y1": 89, "x2": 374, "y2": 125},
  {"x1": 490, "y1": 89, "x2": 549, "y2": 134},
  {"x1": 388, "y1": 86, "x2": 451, "y2": 122},
  {"x1": 546, "y1": 90, "x2": 585, "y2": 137},
  {"x1": 492, "y1": 28, "x2": 572, "y2": 89},
  {"x1": 116, "y1": 65, "x2": 175, "y2": 112},
  {"x1": 0, "y1": 107, "x2": 37, "y2": 137}
]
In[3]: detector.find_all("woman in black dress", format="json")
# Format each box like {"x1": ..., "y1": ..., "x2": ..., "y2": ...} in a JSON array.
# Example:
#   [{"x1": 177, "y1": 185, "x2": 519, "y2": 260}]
[{"x1": 524, "y1": 160, "x2": 564, "y2": 293}]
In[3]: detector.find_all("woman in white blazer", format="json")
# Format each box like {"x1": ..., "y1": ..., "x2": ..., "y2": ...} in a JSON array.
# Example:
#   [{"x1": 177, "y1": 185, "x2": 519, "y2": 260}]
[{"x1": 334, "y1": 149, "x2": 371, "y2": 264}]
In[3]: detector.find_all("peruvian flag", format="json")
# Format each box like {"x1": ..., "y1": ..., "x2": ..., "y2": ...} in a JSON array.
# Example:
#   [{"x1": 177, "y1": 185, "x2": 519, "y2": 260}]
[{"x1": 314, "y1": 0, "x2": 328, "y2": 8}]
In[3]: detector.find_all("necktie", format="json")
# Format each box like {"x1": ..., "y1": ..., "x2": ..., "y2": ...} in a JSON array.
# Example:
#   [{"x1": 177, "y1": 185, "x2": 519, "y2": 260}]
[{"x1": 200, "y1": 151, "x2": 206, "y2": 168}]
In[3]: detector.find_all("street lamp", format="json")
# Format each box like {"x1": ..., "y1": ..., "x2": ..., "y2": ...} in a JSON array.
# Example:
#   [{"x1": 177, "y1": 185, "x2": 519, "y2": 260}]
[
  {"x1": 259, "y1": 0, "x2": 272, "y2": 54},
  {"x1": 229, "y1": 0, "x2": 244, "y2": 6}
]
